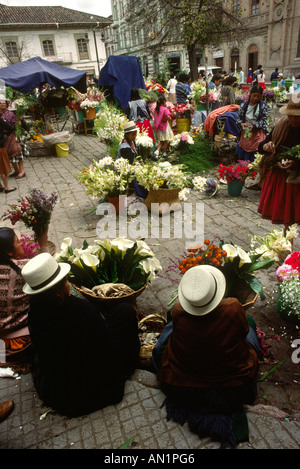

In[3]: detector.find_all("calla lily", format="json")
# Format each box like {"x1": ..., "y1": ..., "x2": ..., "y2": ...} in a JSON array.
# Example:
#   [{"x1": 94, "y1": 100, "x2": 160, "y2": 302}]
[
  {"x1": 222, "y1": 244, "x2": 238, "y2": 261},
  {"x1": 81, "y1": 253, "x2": 100, "y2": 272},
  {"x1": 135, "y1": 240, "x2": 154, "y2": 257},
  {"x1": 54, "y1": 237, "x2": 73, "y2": 260},
  {"x1": 110, "y1": 238, "x2": 135, "y2": 257},
  {"x1": 237, "y1": 246, "x2": 251, "y2": 267},
  {"x1": 139, "y1": 257, "x2": 162, "y2": 280}
]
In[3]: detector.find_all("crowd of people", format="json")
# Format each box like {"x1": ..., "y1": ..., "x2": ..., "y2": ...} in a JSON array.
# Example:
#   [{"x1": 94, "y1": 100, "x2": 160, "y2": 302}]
[{"x1": 0, "y1": 64, "x2": 299, "y2": 446}]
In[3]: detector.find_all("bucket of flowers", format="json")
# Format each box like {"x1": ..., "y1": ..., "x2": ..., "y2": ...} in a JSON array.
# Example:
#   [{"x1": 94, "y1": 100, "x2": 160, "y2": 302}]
[
  {"x1": 2, "y1": 188, "x2": 58, "y2": 252},
  {"x1": 218, "y1": 160, "x2": 257, "y2": 196},
  {"x1": 77, "y1": 156, "x2": 134, "y2": 212},
  {"x1": 276, "y1": 251, "x2": 300, "y2": 325},
  {"x1": 131, "y1": 160, "x2": 189, "y2": 214},
  {"x1": 54, "y1": 237, "x2": 162, "y2": 311},
  {"x1": 170, "y1": 104, "x2": 195, "y2": 132}
]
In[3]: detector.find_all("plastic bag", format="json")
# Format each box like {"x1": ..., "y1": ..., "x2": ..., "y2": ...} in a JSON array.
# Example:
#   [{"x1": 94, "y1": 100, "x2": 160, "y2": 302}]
[{"x1": 42, "y1": 131, "x2": 73, "y2": 147}]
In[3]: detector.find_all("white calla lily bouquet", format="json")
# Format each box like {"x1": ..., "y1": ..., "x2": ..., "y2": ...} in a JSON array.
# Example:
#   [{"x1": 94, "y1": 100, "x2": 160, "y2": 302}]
[{"x1": 55, "y1": 237, "x2": 162, "y2": 292}]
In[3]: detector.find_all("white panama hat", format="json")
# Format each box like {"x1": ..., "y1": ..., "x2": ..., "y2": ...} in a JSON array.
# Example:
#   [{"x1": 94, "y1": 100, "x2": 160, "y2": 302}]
[
  {"x1": 22, "y1": 252, "x2": 70, "y2": 295},
  {"x1": 178, "y1": 265, "x2": 226, "y2": 316}
]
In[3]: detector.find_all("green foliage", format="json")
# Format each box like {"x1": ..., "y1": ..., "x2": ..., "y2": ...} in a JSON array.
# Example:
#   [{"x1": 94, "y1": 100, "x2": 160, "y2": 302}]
[{"x1": 170, "y1": 137, "x2": 215, "y2": 174}]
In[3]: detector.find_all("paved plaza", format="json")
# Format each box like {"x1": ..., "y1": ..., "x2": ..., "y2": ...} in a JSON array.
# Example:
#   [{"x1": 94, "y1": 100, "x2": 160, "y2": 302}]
[{"x1": 0, "y1": 133, "x2": 299, "y2": 450}]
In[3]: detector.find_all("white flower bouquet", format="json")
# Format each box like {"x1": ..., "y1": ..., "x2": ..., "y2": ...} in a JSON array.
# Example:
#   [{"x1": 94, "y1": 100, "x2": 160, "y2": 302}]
[
  {"x1": 249, "y1": 225, "x2": 298, "y2": 264},
  {"x1": 131, "y1": 161, "x2": 189, "y2": 191},
  {"x1": 94, "y1": 102, "x2": 128, "y2": 145},
  {"x1": 277, "y1": 273, "x2": 300, "y2": 324},
  {"x1": 80, "y1": 99, "x2": 100, "y2": 109},
  {"x1": 135, "y1": 129, "x2": 153, "y2": 148},
  {"x1": 77, "y1": 157, "x2": 133, "y2": 198},
  {"x1": 55, "y1": 237, "x2": 162, "y2": 292}
]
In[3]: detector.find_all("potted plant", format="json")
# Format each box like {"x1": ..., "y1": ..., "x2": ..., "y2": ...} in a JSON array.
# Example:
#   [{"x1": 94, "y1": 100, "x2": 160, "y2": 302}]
[
  {"x1": 77, "y1": 156, "x2": 133, "y2": 212},
  {"x1": 80, "y1": 86, "x2": 106, "y2": 119},
  {"x1": 218, "y1": 160, "x2": 257, "y2": 196}
]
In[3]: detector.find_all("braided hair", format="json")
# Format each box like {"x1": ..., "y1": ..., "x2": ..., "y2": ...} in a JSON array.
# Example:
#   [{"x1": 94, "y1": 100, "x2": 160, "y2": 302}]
[{"x1": 0, "y1": 227, "x2": 21, "y2": 274}]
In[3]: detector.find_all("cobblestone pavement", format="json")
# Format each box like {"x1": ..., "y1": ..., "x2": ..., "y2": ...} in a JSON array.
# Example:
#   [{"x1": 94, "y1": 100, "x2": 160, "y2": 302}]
[{"x1": 0, "y1": 134, "x2": 299, "y2": 451}]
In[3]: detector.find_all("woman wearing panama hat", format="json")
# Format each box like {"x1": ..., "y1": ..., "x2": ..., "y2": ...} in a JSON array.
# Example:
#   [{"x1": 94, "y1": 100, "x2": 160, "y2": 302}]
[
  {"x1": 257, "y1": 92, "x2": 300, "y2": 230},
  {"x1": 21, "y1": 253, "x2": 140, "y2": 418},
  {"x1": 153, "y1": 265, "x2": 261, "y2": 446}
]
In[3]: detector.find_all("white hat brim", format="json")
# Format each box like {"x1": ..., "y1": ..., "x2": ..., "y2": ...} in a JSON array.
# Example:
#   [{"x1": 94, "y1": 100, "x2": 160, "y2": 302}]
[
  {"x1": 178, "y1": 265, "x2": 226, "y2": 316},
  {"x1": 23, "y1": 262, "x2": 71, "y2": 295}
]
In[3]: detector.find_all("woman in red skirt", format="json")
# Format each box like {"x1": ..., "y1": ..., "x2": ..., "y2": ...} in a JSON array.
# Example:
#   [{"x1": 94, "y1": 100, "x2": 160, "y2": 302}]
[{"x1": 258, "y1": 92, "x2": 300, "y2": 232}]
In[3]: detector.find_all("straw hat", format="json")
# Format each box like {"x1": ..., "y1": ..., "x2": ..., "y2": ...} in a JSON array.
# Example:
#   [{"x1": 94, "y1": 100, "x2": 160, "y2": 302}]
[
  {"x1": 123, "y1": 121, "x2": 138, "y2": 133},
  {"x1": 22, "y1": 253, "x2": 70, "y2": 295},
  {"x1": 0, "y1": 95, "x2": 9, "y2": 103},
  {"x1": 279, "y1": 92, "x2": 300, "y2": 116},
  {"x1": 178, "y1": 265, "x2": 226, "y2": 316}
]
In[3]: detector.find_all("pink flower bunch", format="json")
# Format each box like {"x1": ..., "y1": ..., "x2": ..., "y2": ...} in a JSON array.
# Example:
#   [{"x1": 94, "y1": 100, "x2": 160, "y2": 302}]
[
  {"x1": 18, "y1": 234, "x2": 40, "y2": 259},
  {"x1": 180, "y1": 133, "x2": 189, "y2": 142},
  {"x1": 276, "y1": 251, "x2": 300, "y2": 281}
]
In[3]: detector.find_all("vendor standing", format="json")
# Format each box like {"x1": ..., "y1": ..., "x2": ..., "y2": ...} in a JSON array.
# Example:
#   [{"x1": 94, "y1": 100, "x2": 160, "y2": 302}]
[
  {"x1": 258, "y1": 92, "x2": 300, "y2": 231},
  {"x1": 0, "y1": 95, "x2": 16, "y2": 193}
]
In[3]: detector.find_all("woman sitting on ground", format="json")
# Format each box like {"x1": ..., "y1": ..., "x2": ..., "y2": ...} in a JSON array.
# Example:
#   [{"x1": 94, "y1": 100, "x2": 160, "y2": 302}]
[
  {"x1": 21, "y1": 253, "x2": 140, "y2": 418},
  {"x1": 153, "y1": 265, "x2": 261, "y2": 447},
  {"x1": 0, "y1": 227, "x2": 48, "y2": 373},
  {"x1": 116, "y1": 121, "x2": 138, "y2": 164}
]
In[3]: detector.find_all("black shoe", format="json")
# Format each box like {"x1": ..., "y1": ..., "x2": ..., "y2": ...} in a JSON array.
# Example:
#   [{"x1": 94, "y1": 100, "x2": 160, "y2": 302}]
[{"x1": 5, "y1": 188, "x2": 17, "y2": 194}]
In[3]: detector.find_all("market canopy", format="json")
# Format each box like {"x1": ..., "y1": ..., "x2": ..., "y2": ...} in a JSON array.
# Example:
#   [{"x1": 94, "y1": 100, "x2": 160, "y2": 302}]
[
  {"x1": 0, "y1": 56, "x2": 87, "y2": 93},
  {"x1": 98, "y1": 55, "x2": 146, "y2": 110}
]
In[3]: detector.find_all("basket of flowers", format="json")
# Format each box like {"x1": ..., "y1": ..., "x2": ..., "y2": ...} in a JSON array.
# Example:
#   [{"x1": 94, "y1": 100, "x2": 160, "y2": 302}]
[
  {"x1": 131, "y1": 161, "x2": 189, "y2": 214},
  {"x1": 54, "y1": 237, "x2": 162, "y2": 312},
  {"x1": 276, "y1": 251, "x2": 300, "y2": 325}
]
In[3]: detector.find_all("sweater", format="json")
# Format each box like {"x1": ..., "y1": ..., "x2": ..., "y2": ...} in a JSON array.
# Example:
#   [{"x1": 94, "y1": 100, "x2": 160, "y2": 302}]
[
  {"x1": 157, "y1": 298, "x2": 258, "y2": 388},
  {"x1": 0, "y1": 260, "x2": 30, "y2": 339}
]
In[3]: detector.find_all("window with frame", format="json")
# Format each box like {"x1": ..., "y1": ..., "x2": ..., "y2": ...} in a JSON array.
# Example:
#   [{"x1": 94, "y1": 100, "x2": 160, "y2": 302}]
[
  {"x1": 77, "y1": 38, "x2": 89, "y2": 60},
  {"x1": 5, "y1": 41, "x2": 18, "y2": 58},
  {"x1": 251, "y1": 0, "x2": 259, "y2": 15},
  {"x1": 42, "y1": 40, "x2": 55, "y2": 56},
  {"x1": 233, "y1": 0, "x2": 240, "y2": 13}
]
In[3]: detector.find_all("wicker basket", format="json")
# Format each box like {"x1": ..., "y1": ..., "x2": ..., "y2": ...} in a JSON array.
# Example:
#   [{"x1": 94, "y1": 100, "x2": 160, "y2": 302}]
[
  {"x1": 144, "y1": 188, "x2": 181, "y2": 215},
  {"x1": 71, "y1": 283, "x2": 147, "y2": 313},
  {"x1": 138, "y1": 314, "x2": 167, "y2": 364}
]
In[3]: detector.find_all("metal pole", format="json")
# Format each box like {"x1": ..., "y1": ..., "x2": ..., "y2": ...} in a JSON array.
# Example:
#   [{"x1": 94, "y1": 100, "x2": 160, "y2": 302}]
[{"x1": 93, "y1": 30, "x2": 101, "y2": 78}]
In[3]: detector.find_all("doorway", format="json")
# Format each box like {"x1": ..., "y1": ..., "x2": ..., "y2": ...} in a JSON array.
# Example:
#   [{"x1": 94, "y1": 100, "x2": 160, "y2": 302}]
[{"x1": 248, "y1": 44, "x2": 258, "y2": 71}]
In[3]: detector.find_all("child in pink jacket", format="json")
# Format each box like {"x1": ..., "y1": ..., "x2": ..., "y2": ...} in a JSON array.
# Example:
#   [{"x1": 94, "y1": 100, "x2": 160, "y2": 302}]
[{"x1": 153, "y1": 96, "x2": 174, "y2": 158}]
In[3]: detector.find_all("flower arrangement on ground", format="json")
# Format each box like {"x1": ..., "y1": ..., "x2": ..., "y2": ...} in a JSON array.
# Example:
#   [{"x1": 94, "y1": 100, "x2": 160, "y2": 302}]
[
  {"x1": 170, "y1": 132, "x2": 194, "y2": 149},
  {"x1": 77, "y1": 156, "x2": 133, "y2": 199},
  {"x1": 249, "y1": 224, "x2": 298, "y2": 264},
  {"x1": 2, "y1": 188, "x2": 58, "y2": 238},
  {"x1": 199, "y1": 92, "x2": 218, "y2": 104},
  {"x1": 192, "y1": 176, "x2": 219, "y2": 197},
  {"x1": 131, "y1": 160, "x2": 189, "y2": 191},
  {"x1": 218, "y1": 160, "x2": 257, "y2": 182},
  {"x1": 55, "y1": 237, "x2": 162, "y2": 292}
]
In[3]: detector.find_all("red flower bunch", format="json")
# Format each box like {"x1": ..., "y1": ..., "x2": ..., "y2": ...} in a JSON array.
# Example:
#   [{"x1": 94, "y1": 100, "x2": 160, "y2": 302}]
[
  {"x1": 218, "y1": 161, "x2": 257, "y2": 182},
  {"x1": 284, "y1": 251, "x2": 300, "y2": 275},
  {"x1": 170, "y1": 103, "x2": 194, "y2": 119},
  {"x1": 68, "y1": 102, "x2": 81, "y2": 111}
]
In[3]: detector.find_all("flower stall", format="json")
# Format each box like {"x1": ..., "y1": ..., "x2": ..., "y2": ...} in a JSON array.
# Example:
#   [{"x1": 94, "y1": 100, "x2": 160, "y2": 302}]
[{"x1": 54, "y1": 237, "x2": 162, "y2": 312}]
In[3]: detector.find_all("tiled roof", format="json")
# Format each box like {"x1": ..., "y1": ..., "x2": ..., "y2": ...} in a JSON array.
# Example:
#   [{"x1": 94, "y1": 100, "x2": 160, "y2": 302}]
[{"x1": 0, "y1": 3, "x2": 112, "y2": 25}]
